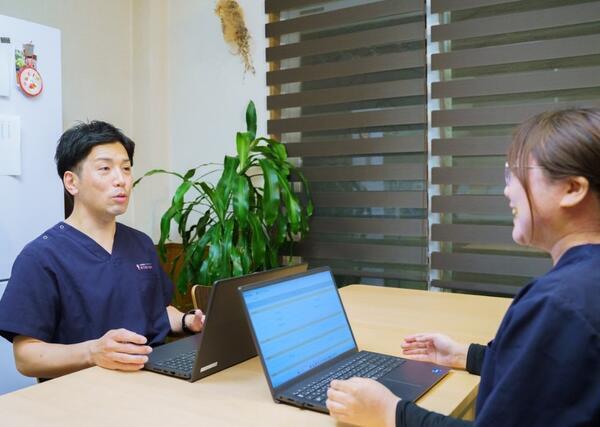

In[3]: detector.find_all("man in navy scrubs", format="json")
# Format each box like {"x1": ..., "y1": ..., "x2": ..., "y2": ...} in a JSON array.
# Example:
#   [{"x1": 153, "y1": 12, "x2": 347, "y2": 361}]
[{"x1": 0, "y1": 121, "x2": 205, "y2": 378}]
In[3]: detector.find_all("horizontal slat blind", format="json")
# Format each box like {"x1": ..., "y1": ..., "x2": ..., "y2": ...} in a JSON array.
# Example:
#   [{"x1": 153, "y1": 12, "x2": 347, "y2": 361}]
[
  {"x1": 269, "y1": 79, "x2": 424, "y2": 109},
  {"x1": 266, "y1": 0, "x2": 422, "y2": 37},
  {"x1": 267, "y1": 0, "x2": 428, "y2": 288},
  {"x1": 431, "y1": 0, "x2": 519, "y2": 14},
  {"x1": 310, "y1": 217, "x2": 426, "y2": 236},
  {"x1": 429, "y1": 0, "x2": 600, "y2": 295},
  {"x1": 269, "y1": 106, "x2": 426, "y2": 133},
  {"x1": 431, "y1": 2, "x2": 600, "y2": 41},
  {"x1": 310, "y1": 191, "x2": 426, "y2": 208},
  {"x1": 268, "y1": 50, "x2": 425, "y2": 85},
  {"x1": 298, "y1": 163, "x2": 426, "y2": 182},
  {"x1": 287, "y1": 135, "x2": 424, "y2": 157},
  {"x1": 267, "y1": 23, "x2": 424, "y2": 61},
  {"x1": 431, "y1": 33, "x2": 600, "y2": 70}
]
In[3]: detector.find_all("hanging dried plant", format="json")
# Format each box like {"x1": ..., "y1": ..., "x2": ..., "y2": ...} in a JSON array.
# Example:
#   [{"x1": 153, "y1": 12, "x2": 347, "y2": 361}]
[{"x1": 215, "y1": 0, "x2": 255, "y2": 74}]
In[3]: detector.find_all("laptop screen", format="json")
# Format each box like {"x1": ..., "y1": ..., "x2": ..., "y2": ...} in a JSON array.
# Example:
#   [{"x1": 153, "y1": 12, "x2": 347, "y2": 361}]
[{"x1": 240, "y1": 269, "x2": 356, "y2": 388}]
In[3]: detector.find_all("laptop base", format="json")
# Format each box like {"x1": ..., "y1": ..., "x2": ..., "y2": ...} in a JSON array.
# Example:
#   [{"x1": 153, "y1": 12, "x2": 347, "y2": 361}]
[{"x1": 277, "y1": 351, "x2": 448, "y2": 413}]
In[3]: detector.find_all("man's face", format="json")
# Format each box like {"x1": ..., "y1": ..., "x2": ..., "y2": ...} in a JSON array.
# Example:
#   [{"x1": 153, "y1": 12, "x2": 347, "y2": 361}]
[{"x1": 67, "y1": 142, "x2": 132, "y2": 220}]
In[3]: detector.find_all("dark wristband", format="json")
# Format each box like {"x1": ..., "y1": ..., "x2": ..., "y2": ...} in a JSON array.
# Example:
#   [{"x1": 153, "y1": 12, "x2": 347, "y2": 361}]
[
  {"x1": 181, "y1": 309, "x2": 196, "y2": 334},
  {"x1": 466, "y1": 343, "x2": 487, "y2": 375}
]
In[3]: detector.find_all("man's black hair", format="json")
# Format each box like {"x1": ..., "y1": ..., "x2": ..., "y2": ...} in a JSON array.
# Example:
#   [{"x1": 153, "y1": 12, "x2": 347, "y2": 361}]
[{"x1": 55, "y1": 120, "x2": 135, "y2": 179}]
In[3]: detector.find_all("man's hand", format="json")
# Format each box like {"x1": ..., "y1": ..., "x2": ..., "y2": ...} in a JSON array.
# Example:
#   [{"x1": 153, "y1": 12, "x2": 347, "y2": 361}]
[
  {"x1": 166, "y1": 305, "x2": 205, "y2": 334},
  {"x1": 88, "y1": 328, "x2": 152, "y2": 371},
  {"x1": 184, "y1": 309, "x2": 205, "y2": 333},
  {"x1": 326, "y1": 377, "x2": 400, "y2": 427},
  {"x1": 401, "y1": 332, "x2": 468, "y2": 369}
]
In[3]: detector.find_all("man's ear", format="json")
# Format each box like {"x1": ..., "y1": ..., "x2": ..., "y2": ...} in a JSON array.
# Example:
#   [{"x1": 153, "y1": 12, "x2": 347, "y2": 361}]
[
  {"x1": 560, "y1": 176, "x2": 589, "y2": 208},
  {"x1": 63, "y1": 171, "x2": 79, "y2": 196}
]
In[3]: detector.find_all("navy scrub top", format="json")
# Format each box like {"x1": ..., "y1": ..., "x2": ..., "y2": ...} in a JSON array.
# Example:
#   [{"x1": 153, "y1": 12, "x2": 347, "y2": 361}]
[
  {"x1": 0, "y1": 222, "x2": 173, "y2": 347},
  {"x1": 476, "y1": 244, "x2": 600, "y2": 426}
]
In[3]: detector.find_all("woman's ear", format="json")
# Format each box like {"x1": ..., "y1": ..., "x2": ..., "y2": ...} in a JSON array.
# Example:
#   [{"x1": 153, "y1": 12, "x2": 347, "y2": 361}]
[
  {"x1": 560, "y1": 176, "x2": 589, "y2": 208},
  {"x1": 63, "y1": 171, "x2": 79, "y2": 197}
]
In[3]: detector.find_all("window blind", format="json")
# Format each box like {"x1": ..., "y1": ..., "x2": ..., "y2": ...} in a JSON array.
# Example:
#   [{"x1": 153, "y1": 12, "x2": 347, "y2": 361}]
[
  {"x1": 429, "y1": 0, "x2": 600, "y2": 295},
  {"x1": 266, "y1": 0, "x2": 429, "y2": 288}
]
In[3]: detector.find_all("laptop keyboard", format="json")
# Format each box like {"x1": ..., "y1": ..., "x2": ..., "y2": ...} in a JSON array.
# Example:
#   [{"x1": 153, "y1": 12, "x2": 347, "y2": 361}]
[
  {"x1": 291, "y1": 352, "x2": 405, "y2": 404},
  {"x1": 154, "y1": 351, "x2": 196, "y2": 374}
]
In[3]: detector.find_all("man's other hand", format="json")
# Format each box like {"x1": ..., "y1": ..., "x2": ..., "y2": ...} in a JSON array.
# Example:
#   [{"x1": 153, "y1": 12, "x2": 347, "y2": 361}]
[
  {"x1": 88, "y1": 328, "x2": 152, "y2": 371},
  {"x1": 185, "y1": 309, "x2": 205, "y2": 333}
]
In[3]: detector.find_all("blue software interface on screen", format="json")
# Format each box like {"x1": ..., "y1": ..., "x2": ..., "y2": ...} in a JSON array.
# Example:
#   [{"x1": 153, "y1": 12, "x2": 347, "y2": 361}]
[{"x1": 241, "y1": 270, "x2": 356, "y2": 388}]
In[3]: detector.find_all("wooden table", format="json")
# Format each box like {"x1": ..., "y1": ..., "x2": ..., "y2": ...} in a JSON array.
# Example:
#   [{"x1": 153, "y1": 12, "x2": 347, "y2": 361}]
[{"x1": 0, "y1": 286, "x2": 511, "y2": 426}]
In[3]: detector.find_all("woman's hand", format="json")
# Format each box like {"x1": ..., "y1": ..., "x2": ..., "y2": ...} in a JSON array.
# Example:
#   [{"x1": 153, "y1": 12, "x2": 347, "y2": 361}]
[
  {"x1": 401, "y1": 333, "x2": 469, "y2": 369},
  {"x1": 327, "y1": 377, "x2": 400, "y2": 427}
]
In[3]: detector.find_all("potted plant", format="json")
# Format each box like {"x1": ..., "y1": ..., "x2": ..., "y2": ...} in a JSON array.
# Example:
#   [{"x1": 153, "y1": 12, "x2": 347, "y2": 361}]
[{"x1": 134, "y1": 101, "x2": 313, "y2": 309}]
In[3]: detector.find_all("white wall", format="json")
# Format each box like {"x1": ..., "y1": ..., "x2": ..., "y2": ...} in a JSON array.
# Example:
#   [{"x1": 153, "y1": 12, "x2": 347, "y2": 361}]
[
  {"x1": 0, "y1": 0, "x2": 133, "y2": 131},
  {"x1": 166, "y1": 0, "x2": 268, "y2": 182},
  {"x1": 129, "y1": 0, "x2": 171, "y2": 239},
  {"x1": 0, "y1": 0, "x2": 136, "y2": 224}
]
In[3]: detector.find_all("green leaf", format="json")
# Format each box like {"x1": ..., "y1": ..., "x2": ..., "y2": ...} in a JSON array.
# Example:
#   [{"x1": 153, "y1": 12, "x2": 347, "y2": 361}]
[
  {"x1": 193, "y1": 210, "x2": 212, "y2": 241},
  {"x1": 200, "y1": 182, "x2": 225, "y2": 222},
  {"x1": 169, "y1": 253, "x2": 182, "y2": 278},
  {"x1": 247, "y1": 214, "x2": 266, "y2": 269},
  {"x1": 222, "y1": 219, "x2": 235, "y2": 278},
  {"x1": 236, "y1": 231, "x2": 252, "y2": 273},
  {"x1": 132, "y1": 168, "x2": 184, "y2": 187},
  {"x1": 178, "y1": 202, "x2": 195, "y2": 246},
  {"x1": 254, "y1": 138, "x2": 288, "y2": 163},
  {"x1": 216, "y1": 156, "x2": 240, "y2": 201},
  {"x1": 183, "y1": 168, "x2": 196, "y2": 180},
  {"x1": 259, "y1": 158, "x2": 280, "y2": 225},
  {"x1": 233, "y1": 175, "x2": 250, "y2": 225},
  {"x1": 208, "y1": 225, "x2": 224, "y2": 283},
  {"x1": 274, "y1": 213, "x2": 289, "y2": 246},
  {"x1": 198, "y1": 259, "x2": 210, "y2": 286},
  {"x1": 266, "y1": 244, "x2": 278, "y2": 268},
  {"x1": 246, "y1": 101, "x2": 257, "y2": 140},
  {"x1": 191, "y1": 226, "x2": 215, "y2": 286},
  {"x1": 250, "y1": 146, "x2": 288, "y2": 170},
  {"x1": 236, "y1": 132, "x2": 252, "y2": 172},
  {"x1": 268, "y1": 142, "x2": 288, "y2": 163},
  {"x1": 157, "y1": 203, "x2": 180, "y2": 261},
  {"x1": 230, "y1": 246, "x2": 244, "y2": 277},
  {"x1": 176, "y1": 267, "x2": 189, "y2": 295},
  {"x1": 172, "y1": 180, "x2": 192, "y2": 225},
  {"x1": 294, "y1": 168, "x2": 314, "y2": 217},
  {"x1": 274, "y1": 171, "x2": 301, "y2": 233}
]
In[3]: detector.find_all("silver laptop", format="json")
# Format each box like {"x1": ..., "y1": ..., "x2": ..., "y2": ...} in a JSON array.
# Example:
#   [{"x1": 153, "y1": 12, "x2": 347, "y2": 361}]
[
  {"x1": 144, "y1": 263, "x2": 308, "y2": 381},
  {"x1": 238, "y1": 267, "x2": 449, "y2": 413}
]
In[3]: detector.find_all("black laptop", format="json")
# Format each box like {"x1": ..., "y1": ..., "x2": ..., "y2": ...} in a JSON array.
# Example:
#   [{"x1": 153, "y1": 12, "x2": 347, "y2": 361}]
[
  {"x1": 238, "y1": 267, "x2": 449, "y2": 413},
  {"x1": 144, "y1": 263, "x2": 308, "y2": 381}
]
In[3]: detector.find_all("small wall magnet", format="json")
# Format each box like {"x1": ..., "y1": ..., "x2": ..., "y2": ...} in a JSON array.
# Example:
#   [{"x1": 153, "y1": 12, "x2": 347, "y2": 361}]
[{"x1": 15, "y1": 42, "x2": 43, "y2": 97}]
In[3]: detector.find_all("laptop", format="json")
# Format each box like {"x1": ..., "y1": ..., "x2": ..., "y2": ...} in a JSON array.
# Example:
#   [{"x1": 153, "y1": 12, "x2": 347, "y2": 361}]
[
  {"x1": 238, "y1": 267, "x2": 449, "y2": 413},
  {"x1": 144, "y1": 263, "x2": 308, "y2": 381}
]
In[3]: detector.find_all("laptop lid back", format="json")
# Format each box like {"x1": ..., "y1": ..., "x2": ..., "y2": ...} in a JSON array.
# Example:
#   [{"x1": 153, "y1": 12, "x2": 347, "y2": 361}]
[
  {"x1": 239, "y1": 267, "x2": 358, "y2": 394},
  {"x1": 191, "y1": 263, "x2": 308, "y2": 380}
]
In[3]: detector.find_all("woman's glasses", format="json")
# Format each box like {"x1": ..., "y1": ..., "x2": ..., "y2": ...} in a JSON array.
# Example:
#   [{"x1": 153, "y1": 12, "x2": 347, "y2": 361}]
[
  {"x1": 504, "y1": 162, "x2": 546, "y2": 186},
  {"x1": 504, "y1": 163, "x2": 512, "y2": 186}
]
